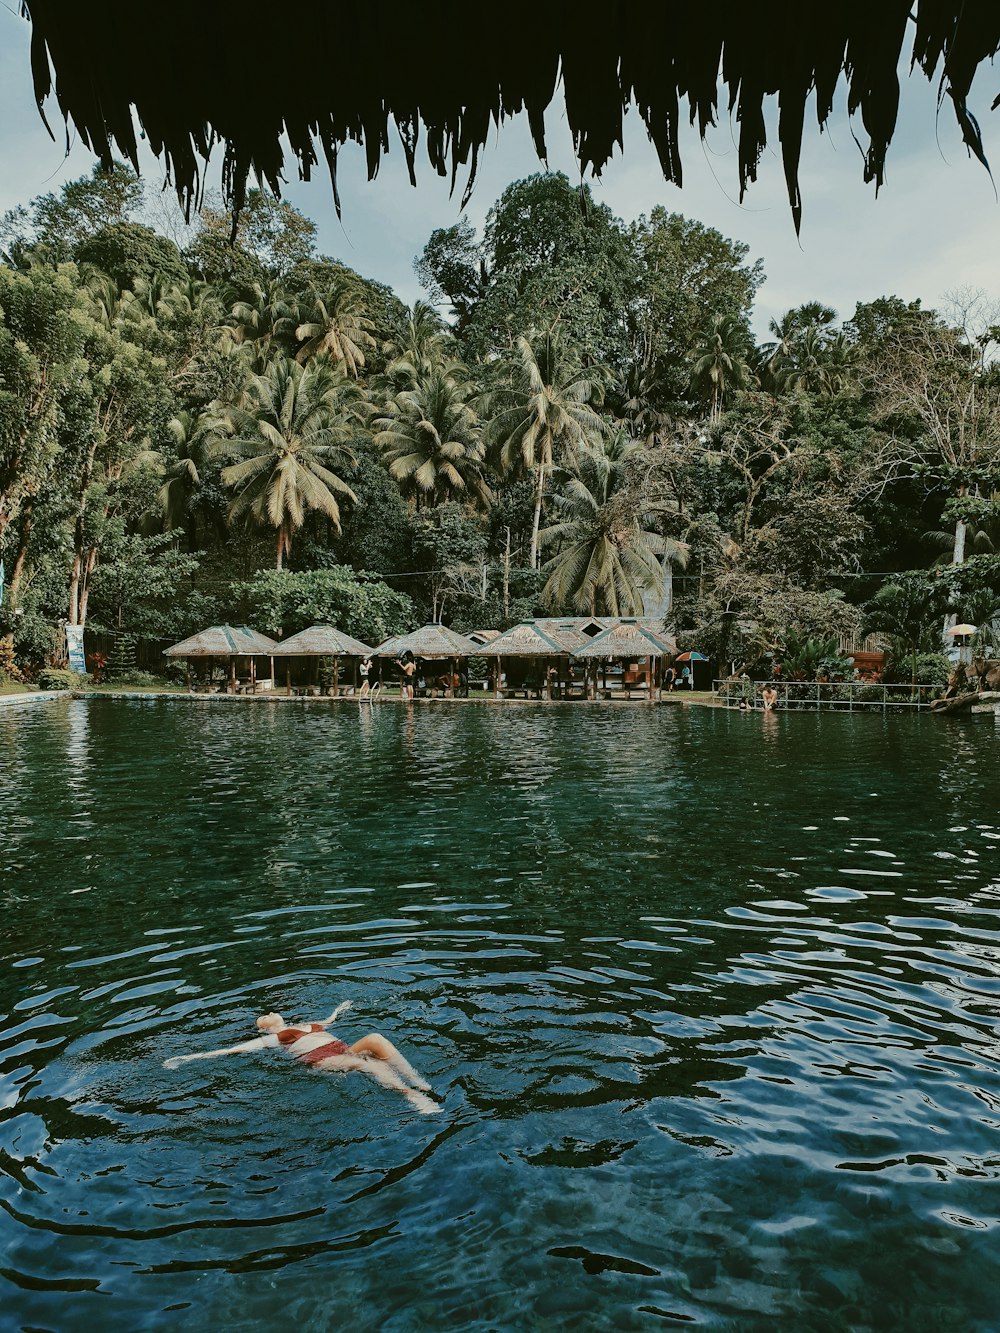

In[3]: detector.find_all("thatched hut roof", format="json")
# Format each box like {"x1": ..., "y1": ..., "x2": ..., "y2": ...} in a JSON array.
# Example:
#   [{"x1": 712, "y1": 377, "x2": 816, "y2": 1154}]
[
  {"x1": 270, "y1": 625, "x2": 373, "y2": 657},
  {"x1": 374, "y1": 624, "x2": 482, "y2": 659},
  {"x1": 532, "y1": 617, "x2": 610, "y2": 652},
  {"x1": 573, "y1": 620, "x2": 678, "y2": 660},
  {"x1": 163, "y1": 625, "x2": 277, "y2": 657},
  {"x1": 17, "y1": 4, "x2": 999, "y2": 232},
  {"x1": 480, "y1": 621, "x2": 569, "y2": 657},
  {"x1": 467, "y1": 629, "x2": 502, "y2": 645}
]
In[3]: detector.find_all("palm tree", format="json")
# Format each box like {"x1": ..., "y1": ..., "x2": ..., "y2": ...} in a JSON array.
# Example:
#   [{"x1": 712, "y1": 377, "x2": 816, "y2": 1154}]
[
  {"x1": 158, "y1": 410, "x2": 210, "y2": 534},
  {"x1": 540, "y1": 430, "x2": 688, "y2": 615},
  {"x1": 372, "y1": 367, "x2": 492, "y2": 509},
  {"x1": 293, "y1": 281, "x2": 376, "y2": 376},
  {"x1": 221, "y1": 281, "x2": 294, "y2": 362},
  {"x1": 689, "y1": 314, "x2": 755, "y2": 422},
  {"x1": 487, "y1": 328, "x2": 605, "y2": 569},
  {"x1": 382, "y1": 300, "x2": 454, "y2": 388},
  {"x1": 211, "y1": 358, "x2": 363, "y2": 569}
]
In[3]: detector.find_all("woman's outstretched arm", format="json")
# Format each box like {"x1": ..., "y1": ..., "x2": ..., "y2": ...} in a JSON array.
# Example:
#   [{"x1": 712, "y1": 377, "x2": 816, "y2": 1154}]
[{"x1": 164, "y1": 1036, "x2": 275, "y2": 1069}]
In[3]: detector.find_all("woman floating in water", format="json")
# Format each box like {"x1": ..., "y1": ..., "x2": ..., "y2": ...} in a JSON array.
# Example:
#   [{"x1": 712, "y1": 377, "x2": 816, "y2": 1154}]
[{"x1": 164, "y1": 1001, "x2": 440, "y2": 1114}]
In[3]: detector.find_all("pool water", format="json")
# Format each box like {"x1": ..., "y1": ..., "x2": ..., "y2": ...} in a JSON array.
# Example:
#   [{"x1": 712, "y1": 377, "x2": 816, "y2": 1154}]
[{"x1": 2, "y1": 698, "x2": 999, "y2": 1330}]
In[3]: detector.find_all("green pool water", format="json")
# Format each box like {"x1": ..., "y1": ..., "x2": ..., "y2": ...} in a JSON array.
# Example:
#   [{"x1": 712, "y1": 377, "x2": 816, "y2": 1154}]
[{"x1": 2, "y1": 698, "x2": 999, "y2": 1330}]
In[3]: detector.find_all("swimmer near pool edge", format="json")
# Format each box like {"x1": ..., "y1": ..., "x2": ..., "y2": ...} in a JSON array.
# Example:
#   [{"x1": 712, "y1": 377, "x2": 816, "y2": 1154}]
[{"x1": 163, "y1": 1000, "x2": 441, "y2": 1114}]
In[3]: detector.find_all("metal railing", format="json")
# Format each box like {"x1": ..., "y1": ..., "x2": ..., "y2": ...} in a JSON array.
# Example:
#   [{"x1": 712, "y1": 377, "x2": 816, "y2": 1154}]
[{"x1": 714, "y1": 679, "x2": 941, "y2": 712}]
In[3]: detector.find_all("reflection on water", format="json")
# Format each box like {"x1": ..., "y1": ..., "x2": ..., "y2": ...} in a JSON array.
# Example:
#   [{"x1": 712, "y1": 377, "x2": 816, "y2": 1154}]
[{"x1": 2, "y1": 699, "x2": 1000, "y2": 1330}]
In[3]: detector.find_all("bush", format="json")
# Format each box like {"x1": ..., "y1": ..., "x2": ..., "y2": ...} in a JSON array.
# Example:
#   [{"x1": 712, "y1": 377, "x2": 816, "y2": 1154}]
[
  {"x1": 38, "y1": 668, "x2": 89, "y2": 691},
  {"x1": 884, "y1": 651, "x2": 952, "y2": 686},
  {"x1": 107, "y1": 670, "x2": 167, "y2": 689}
]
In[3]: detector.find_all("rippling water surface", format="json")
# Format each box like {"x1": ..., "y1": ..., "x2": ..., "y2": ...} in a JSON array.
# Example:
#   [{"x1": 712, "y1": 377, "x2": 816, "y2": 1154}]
[{"x1": 2, "y1": 698, "x2": 1000, "y2": 1330}]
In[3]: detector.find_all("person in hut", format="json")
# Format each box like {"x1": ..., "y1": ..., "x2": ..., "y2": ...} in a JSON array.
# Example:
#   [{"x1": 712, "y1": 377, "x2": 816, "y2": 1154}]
[{"x1": 397, "y1": 652, "x2": 416, "y2": 700}]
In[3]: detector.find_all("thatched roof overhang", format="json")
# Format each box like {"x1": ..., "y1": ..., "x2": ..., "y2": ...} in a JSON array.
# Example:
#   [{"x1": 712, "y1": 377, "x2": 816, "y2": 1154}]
[
  {"x1": 573, "y1": 621, "x2": 678, "y2": 660},
  {"x1": 163, "y1": 625, "x2": 277, "y2": 657},
  {"x1": 479, "y1": 622, "x2": 570, "y2": 657},
  {"x1": 532, "y1": 617, "x2": 611, "y2": 652},
  {"x1": 270, "y1": 625, "x2": 373, "y2": 657},
  {"x1": 17, "y1": 3, "x2": 1000, "y2": 232},
  {"x1": 468, "y1": 629, "x2": 502, "y2": 645},
  {"x1": 374, "y1": 624, "x2": 482, "y2": 659}
]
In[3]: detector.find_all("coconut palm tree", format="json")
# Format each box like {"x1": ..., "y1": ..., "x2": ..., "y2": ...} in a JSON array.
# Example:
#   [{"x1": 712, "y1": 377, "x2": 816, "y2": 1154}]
[
  {"x1": 486, "y1": 328, "x2": 605, "y2": 569},
  {"x1": 158, "y1": 410, "x2": 211, "y2": 534},
  {"x1": 211, "y1": 358, "x2": 363, "y2": 569},
  {"x1": 540, "y1": 430, "x2": 688, "y2": 616},
  {"x1": 688, "y1": 314, "x2": 755, "y2": 422},
  {"x1": 221, "y1": 281, "x2": 294, "y2": 362},
  {"x1": 372, "y1": 368, "x2": 492, "y2": 509},
  {"x1": 381, "y1": 300, "x2": 455, "y2": 388},
  {"x1": 293, "y1": 280, "x2": 376, "y2": 376}
]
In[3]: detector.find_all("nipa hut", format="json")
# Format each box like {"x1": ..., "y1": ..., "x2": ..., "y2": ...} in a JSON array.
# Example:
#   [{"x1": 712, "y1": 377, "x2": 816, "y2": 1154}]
[
  {"x1": 163, "y1": 624, "x2": 277, "y2": 692},
  {"x1": 374, "y1": 624, "x2": 482, "y2": 697},
  {"x1": 270, "y1": 624, "x2": 373, "y2": 696},
  {"x1": 572, "y1": 620, "x2": 677, "y2": 702},
  {"x1": 481, "y1": 621, "x2": 574, "y2": 698}
]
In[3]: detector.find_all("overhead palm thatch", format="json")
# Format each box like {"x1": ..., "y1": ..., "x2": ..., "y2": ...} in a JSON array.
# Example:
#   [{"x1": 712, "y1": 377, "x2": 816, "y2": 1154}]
[
  {"x1": 163, "y1": 624, "x2": 276, "y2": 657},
  {"x1": 270, "y1": 624, "x2": 373, "y2": 657},
  {"x1": 480, "y1": 621, "x2": 570, "y2": 657},
  {"x1": 573, "y1": 620, "x2": 678, "y2": 660},
  {"x1": 374, "y1": 624, "x2": 482, "y2": 659},
  {"x1": 17, "y1": 3, "x2": 1000, "y2": 231}
]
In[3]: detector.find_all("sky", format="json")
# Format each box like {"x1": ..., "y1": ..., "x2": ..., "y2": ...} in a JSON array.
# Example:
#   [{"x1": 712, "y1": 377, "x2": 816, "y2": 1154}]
[{"x1": 3, "y1": 9, "x2": 1000, "y2": 340}]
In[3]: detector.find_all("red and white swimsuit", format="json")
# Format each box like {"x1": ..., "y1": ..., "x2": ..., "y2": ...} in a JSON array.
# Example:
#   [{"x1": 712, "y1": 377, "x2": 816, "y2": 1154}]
[{"x1": 275, "y1": 1024, "x2": 351, "y2": 1065}]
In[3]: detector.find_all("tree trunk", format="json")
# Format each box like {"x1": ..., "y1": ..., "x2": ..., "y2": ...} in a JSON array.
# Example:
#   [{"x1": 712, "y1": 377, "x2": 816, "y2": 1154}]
[
  {"x1": 502, "y1": 527, "x2": 511, "y2": 618},
  {"x1": 529, "y1": 465, "x2": 545, "y2": 570},
  {"x1": 68, "y1": 439, "x2": 100, "y2": 624},
  {"x1": 7, "y1": 496, "x2": 34, "y2": 608},
  {"x1": 78, "y1": 547, "x2": 98, "y2": 627}
]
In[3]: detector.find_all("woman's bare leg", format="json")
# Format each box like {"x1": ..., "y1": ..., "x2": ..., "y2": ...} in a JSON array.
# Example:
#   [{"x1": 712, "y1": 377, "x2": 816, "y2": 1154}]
[
  {"x1": 316, "y1": 1053, "x2": 439, "y2": 1113},
  {"x1": 350, "y1": 1034, "x2": 432, "y2": 1091}
]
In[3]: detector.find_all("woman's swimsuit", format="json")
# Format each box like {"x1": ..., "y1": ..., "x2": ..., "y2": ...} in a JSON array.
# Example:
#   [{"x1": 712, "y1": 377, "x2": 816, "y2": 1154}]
[{"x1": 277, "y1": 1025, "x2": 350, "y2": 1063}]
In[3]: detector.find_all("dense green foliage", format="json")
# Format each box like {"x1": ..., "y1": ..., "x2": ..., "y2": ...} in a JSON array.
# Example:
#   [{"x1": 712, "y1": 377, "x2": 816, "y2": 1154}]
[{"x1": 2, "y1": 164, "x2": 1000, "y2": 681}]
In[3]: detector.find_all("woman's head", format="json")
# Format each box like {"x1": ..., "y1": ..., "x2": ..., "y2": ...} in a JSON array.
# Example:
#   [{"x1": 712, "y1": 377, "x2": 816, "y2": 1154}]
[{"x1": 256, "y1": 1013, "x2": 284, "y2": 1032}]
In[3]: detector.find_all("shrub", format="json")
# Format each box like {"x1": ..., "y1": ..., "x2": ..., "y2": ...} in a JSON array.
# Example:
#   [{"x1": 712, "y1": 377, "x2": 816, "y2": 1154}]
[
  {"x1": 107, "y1": 670, "x2": 167, "y2": 689},
  {"x1": 883, "y1": 651, "x2": 952, "y2": 686},
  {"x1": 38, "y1": 668, "x2": 89, "y2": 691}
]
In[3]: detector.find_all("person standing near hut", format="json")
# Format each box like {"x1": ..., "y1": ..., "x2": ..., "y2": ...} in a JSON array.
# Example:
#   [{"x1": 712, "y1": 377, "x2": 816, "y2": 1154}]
[
  {"x1": 680, "y1": 664, "x2": 692, "y2": 689},
  {"x1": 359, "y1": 656, "x2": 373, "y2": 698},
  {"x1": 397, "y1": 652, "x2": 416, "y2": 700}
]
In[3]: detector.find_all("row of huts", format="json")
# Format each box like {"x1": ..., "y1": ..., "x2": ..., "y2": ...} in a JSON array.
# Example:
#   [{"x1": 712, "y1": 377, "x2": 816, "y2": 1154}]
[{"x1": 163, "y1": 618, "x2": 707, "y2": 700}]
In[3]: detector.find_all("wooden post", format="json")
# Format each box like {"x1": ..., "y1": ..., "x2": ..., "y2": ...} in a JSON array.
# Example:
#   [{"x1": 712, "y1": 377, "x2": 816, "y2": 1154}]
[
  {"x1": 270, "y1": 655, "x2": 275, "y2": 688},
  {"x1": 647, "y1": 655, "x2": 654, "y2": 703},
  {"x1": 333, "y1": 655, "x2": 340, "y2": 697},
  {"x1": 447, "y1": 656, "x2": 455, "y2": 698},
  {"x1": 286, "y1": 665, "x2": 292, "y2": 696},
  {"x1": 251, "y1": 656, "x2": 257, "y2": 690},
  {"x1": 229, "y1": 656, "x2": 237, "y2": 693}
]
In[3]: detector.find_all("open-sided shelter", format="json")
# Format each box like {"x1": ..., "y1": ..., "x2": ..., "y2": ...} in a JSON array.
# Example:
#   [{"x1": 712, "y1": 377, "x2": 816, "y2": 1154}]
[
  {"x1": 573, "y1": 620, "x2": 677, "y2": 702},
  {"x1": 374, "y1": 624, "x2": 482, "y2": 697},
  {"x1": 163, "y1": 624, "x2": 277, "y2": 692},
  {"x1": 479, "y1": 621, "x2": 571, "y2": 698},
  {"x1": 270, "y1": 624, "x2": 373, "y2": 695}
]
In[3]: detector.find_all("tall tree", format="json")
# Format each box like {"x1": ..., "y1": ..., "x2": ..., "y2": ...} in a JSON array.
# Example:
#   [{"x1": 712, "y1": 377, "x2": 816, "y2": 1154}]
[
  {"x1": 293, "y1": 281, "x2": 376, "y2": 376},
  {"x1": 540, "y1": 430, "x2": 687, "y2": 616},
  {"x1": 212, "y1": 358, "x2": 363, "y2": 569},
  {"x1": 487, "y1": 329, "x2": 605, "y2": 569},
  {"x1": 689, "y1": 315, "x2": 755, "y2": 422},
  {"x1": 373, "y1": 369, "x2": 491, "y2": 509}
]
